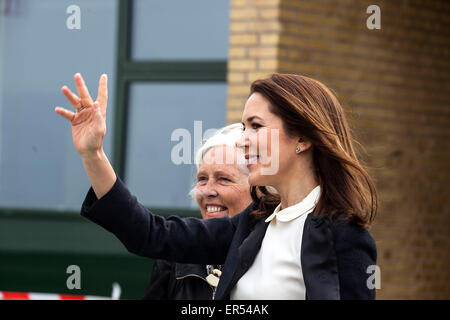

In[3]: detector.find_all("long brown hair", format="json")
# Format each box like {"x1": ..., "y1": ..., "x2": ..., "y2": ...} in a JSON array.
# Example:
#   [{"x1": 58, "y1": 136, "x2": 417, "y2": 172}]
[{"x1": 249, "y1": 73, "x2": 377, "y2": 229}]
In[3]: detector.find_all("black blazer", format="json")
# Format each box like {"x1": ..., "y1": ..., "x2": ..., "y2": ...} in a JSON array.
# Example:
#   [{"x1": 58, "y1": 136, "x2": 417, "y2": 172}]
[{"x1": 81, "y1": 177, "x2": 377, "y2": 300}]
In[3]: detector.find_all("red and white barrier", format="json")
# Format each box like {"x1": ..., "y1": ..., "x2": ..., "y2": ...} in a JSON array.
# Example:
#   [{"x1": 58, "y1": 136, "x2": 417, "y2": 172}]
[
  {"x1": 0, "y1": 291, "x2": 113, "y2": 300},
  {"x1": 0, "y1": 282, "x2": 121, "y2": 300}
]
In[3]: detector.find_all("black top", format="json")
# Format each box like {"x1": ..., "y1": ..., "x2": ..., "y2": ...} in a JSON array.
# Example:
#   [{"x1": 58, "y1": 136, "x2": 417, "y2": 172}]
[
  {"x1": 81, "y1": 176, "x2": 377, "y2": 300},
  {"x1": 143, "y1": 260, "x2": 215, "y2": 300}
]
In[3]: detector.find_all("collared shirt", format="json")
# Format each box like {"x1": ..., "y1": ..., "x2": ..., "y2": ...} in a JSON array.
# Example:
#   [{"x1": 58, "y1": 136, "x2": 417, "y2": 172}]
[{"x1": 230, "y1": 185, "x2": 321, "y2": 300}]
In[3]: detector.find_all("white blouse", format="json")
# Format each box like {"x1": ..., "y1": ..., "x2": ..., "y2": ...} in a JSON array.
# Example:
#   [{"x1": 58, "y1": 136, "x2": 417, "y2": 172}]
[{"x1": 230, "y1": 185, "x2": 321, "y2": 300}]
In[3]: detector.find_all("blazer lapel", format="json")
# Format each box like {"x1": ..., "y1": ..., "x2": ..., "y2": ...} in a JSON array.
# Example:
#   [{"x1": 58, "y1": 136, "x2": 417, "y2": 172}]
[
  {"x1": 301, "y1": 215, "x2": 340, "y2": 300},
  {"x1": 216, "y1": 217, "x2": 268, "y2": 299},
  {"x1": 235, "y1": 218, "x2": 269, "y2": 280}
]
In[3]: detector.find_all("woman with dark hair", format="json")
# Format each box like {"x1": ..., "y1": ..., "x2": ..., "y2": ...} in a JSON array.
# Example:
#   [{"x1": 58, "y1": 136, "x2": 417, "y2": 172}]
[{"x1": 55, "y1": 72, "x2": 377, "y2": 300}]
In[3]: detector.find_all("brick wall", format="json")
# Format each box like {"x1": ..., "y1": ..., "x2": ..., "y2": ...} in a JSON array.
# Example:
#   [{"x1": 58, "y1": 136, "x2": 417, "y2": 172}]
[
  {"x1": 227, "y1": 0, "x2": 450, "y2": 299},
  {"x1": 227, "y1": 0, "x2": 282, "y2": 121}
]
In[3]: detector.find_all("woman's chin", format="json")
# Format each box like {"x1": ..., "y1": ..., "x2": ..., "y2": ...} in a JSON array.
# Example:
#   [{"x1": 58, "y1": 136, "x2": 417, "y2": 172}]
[{"x1": 248, "y1": 170, "x2": 269, "y2": 187}]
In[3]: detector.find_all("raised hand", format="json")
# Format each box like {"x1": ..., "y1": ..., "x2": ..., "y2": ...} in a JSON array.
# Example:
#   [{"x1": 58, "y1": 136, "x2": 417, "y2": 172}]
[{"x1": 55, "y1": 73, "x2": 108, "y2": 157}]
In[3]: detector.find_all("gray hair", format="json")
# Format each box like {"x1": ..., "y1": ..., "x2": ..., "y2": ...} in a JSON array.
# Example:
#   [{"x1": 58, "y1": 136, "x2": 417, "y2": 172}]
[
  {"x1": 194, "y1": 123, "x2": 245, "y2": 170},
  {"x1": 190, "y1": 123, "x2": 248, "y2": 199}
]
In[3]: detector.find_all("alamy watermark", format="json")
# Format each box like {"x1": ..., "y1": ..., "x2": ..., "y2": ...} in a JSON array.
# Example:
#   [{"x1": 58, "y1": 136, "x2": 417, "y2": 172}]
[
  {"x1": 366, "y1": 5, "x2": 381, "y2": 30},
  {"x1": 66, "y1": 5, "x2": 81, "y2": 30},
  {"x1": 170, "y1": 121, "x2": 280, "y2": 175},
  {"x1": 65, "y1": 265, "x2": 122, "y2": 299},
  {"x1": 366, "y1": 264, "x2": 381, "y2": 290},
  {"x1": 66, "y1": 264, "x2": 81, "y2": 290}
]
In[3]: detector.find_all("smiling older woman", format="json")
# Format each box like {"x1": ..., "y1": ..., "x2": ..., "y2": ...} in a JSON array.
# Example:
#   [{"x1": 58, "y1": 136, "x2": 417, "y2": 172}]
[
  {"x1": 194, "y1": 124, "x2": 251, "y2": 220},
  {"x1": 144, "y1": 124, "x2": 252, "y2": 299}
]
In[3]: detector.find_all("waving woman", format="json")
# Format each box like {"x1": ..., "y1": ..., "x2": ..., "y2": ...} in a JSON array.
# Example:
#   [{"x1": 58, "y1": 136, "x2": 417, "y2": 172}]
[{"x1": 55, "y1": 73, "x2": 377, "y2": 300}]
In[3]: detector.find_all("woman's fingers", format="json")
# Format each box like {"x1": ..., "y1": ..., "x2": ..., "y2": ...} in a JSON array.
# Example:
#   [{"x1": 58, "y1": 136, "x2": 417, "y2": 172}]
[
  {"x1": 61, "y1": 86, "x2": 80, "y2": 110},
  {"x1": 57, "y1": 73, "x2": 106, "y2": 123},
  {"x1": 74, "y1": 73, "x2": 94, "y2": 108},
  {"x1": 96, "y1": 74, "x2": 108, "y2": 110},
  {"x1": 55, "y1": 106, "x2": 75, "y2": 122}
]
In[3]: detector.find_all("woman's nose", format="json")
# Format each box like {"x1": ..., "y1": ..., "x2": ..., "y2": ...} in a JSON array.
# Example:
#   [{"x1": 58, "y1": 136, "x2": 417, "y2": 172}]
[
  {"x1": 235, "y1": 130, "x2": 249, "y2": 150},
  {"x1": 198, "y1": 183, "x2": 218, "y2": 198}
]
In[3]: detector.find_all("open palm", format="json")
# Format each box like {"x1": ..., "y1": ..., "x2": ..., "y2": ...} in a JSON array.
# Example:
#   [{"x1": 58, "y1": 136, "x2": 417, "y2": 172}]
[{"x1": 55, "y1": 73, "x2": 108, "y2": 156}]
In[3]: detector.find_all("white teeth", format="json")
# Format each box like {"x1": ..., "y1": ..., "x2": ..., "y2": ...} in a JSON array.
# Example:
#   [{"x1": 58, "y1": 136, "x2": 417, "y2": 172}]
[{"x1": 206, "y1": 206, "x2": 226, "y2": 213}]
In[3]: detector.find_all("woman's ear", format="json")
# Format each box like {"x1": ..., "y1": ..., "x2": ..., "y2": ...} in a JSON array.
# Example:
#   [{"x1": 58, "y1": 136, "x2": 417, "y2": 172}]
[{"x1": 296, "y1": 137, "x2": 312, "y2": 153}]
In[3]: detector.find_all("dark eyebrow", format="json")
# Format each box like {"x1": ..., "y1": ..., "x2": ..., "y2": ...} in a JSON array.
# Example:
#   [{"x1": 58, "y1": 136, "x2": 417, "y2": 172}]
[{"x1": 244, "y1": 115, "x2": 264, "y2": 123}]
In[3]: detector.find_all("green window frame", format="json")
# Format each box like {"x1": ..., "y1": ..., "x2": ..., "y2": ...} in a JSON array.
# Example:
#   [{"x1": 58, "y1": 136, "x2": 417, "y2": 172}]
[{"x1": 112, "y1": 0, "x2": 228, "y2": 216}]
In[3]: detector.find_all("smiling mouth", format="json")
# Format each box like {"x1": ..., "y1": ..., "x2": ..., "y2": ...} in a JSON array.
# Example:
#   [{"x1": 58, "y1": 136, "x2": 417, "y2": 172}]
[
  {"x1": 205, "y1": 205, "x2": 228, "y2": 217},
  {"x1": 245, "y1": 154, "x2": 259, "y2": 165}
]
